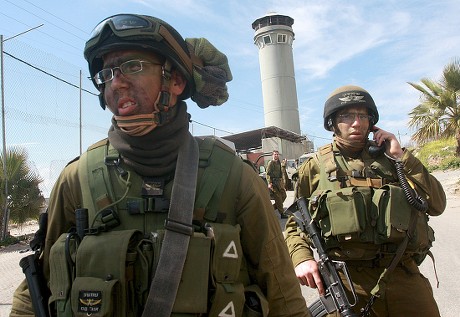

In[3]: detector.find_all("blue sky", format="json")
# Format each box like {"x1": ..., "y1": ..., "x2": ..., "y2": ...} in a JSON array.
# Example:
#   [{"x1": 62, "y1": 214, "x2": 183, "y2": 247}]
[{"x1": 1, "y1": 0, "x2": 460, "y2": 194}]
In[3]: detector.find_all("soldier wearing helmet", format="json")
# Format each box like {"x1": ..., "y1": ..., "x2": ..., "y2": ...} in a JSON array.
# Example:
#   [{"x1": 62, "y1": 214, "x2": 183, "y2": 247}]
[
  {"x1": 285, "y1": 85, "x2": 446, "y2": 316},
  {"x1": 11, "y1": 14, "x2": 310, "y2": 317}
]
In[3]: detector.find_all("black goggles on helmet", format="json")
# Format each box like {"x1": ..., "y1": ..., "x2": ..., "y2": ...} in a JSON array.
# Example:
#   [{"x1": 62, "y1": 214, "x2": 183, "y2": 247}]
[
  {"x1": 86, "y1": 14, "x2": 192, "y2": 74},
  {"x1": 88, "y1": 14, "x2": 163, "y2": 43}
]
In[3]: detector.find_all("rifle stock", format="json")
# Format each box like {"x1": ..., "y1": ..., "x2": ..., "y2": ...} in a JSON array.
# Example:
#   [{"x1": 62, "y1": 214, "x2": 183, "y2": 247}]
[
  {"x1": 19, "y1": 254, "x2": 50, "y2": 317},
  {"x1": 287, "y1": 197, "x2": 358, "y2": 317}
]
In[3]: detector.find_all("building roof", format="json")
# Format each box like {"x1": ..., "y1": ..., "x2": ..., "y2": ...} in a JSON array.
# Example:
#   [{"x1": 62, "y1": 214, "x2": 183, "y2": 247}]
[
  {"x1": 222, "y1": 126, "x2": 306, "y2": 153},
  {"x1": 252, "y1": 14, "x2": 294, "y2": 31}
]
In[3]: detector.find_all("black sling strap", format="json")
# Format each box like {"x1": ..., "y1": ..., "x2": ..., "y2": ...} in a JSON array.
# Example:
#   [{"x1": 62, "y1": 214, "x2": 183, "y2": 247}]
[{"x1": 141, "y1": 132, "x2": 199, "y2": 317}]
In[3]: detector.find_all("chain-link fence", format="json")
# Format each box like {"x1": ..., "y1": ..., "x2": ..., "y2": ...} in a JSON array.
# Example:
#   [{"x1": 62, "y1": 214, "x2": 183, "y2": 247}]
[{"x1": 2, "y1": 39, "x2": 109, "y2": 197}]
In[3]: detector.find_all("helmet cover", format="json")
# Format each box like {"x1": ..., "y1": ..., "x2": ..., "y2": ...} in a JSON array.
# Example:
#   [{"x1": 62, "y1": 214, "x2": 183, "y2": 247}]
[
  {"x1": 84, "y1": 14, "x2": 194, "y2": 100},
  {"x1": 323, "y1": 85, "x2": 379, "y2": 131}
]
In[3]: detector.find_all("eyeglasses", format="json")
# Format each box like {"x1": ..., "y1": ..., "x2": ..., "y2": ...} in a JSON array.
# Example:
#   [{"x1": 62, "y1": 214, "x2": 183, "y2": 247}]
[
  {"x1": 338, "y1": 113, "x2": 373, "y2": 124},
  {"x1": 94, "y1": 60, "x2": 161, "y2": 85}
]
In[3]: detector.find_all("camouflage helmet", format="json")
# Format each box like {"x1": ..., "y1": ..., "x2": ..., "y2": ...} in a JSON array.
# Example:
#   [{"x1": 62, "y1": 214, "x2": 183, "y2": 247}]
[
  {"x1": 84, "y1": 14, "x2": 194, "y2": 100},
  {"x1": 323, "y1": 85, "x2": 379, "y2": 131}
]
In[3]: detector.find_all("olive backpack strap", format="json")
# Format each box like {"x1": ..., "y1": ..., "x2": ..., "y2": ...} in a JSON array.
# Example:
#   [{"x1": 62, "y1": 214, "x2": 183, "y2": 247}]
[
  {"x1": 78, "y1": 139, "x2": 118, "y2": 216},
  {"x1": 316, "y1": 143, "x2": 338, "y2": 190},
  {"x1": 142, "y1": 132, "x2": 199, "y2": 317},
  {"x1": 194, "y1": 136, "x2": 237, "y2": 222}
]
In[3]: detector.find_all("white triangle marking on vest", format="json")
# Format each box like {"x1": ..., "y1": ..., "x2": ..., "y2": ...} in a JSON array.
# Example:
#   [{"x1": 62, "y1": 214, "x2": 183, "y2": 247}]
[
  {"x1": 218, "y1": 301, "x2": 236, "y2": 317},
  {"x1": 223, "y1": 240, "x2": 238, "y2": 259}
]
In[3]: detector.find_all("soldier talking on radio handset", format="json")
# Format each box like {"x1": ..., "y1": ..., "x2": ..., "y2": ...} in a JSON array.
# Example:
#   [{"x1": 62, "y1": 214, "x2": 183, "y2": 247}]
[{"x1": 285, "y1": 85, "x2": 446, "y2": 316}]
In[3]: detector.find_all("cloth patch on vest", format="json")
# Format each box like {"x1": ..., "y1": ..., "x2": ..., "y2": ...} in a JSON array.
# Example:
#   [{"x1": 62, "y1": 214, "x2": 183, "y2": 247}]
[
  {"x1": 78, "y1": 290, "x2": 102, "y2": 314},
  {"x1": 219, "y1": 301, "x2": 236, "y2": 317},
  {"x1": 142, "y1": 177, "x2": 165, "y2": 196},
  {"x1": 223, "y1": 241, "x2": 239, "y2": 259}
]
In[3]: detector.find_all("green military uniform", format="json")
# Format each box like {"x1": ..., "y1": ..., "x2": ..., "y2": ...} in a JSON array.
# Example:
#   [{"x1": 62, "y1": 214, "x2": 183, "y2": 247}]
[
  {"x1": 266, "y1": 159, "x2": 287, "y2": 216},
  {"x1": 285, "y1": 141, "x2": 446, "y2": 316},
  {"x1": 12, "y1": 13, "x2": 310, "y2": 317},
  {"x1": 281, "y1": 160, "x2": 291, "y2": 191},
  {"x1": 11, "y1": 134, "x2": 309, "y2": 317}
]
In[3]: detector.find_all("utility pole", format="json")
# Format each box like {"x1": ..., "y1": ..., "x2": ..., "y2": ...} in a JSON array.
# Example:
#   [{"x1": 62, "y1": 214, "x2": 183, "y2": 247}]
[
  {"x1": 80, "y1": 70, "x2": 82, "y2": 155},
  {"x1": 1, "y1": 34, "x2": 7, "y2": 240},
  {"x1": 1, "y1": 25, "x2": 44, "y2": 240}
]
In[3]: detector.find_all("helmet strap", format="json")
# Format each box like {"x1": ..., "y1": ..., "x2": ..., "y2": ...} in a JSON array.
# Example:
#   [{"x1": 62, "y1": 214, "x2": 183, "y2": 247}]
[
  {"x1": 113, "y1": 60, "x2": 177, "y2": 137},
  {"x1": 98, "y1": 87, "x2": 106, "y2": 110},
  {"x1": 157, "y1": 60, "x2": 172, "y2": 111}
]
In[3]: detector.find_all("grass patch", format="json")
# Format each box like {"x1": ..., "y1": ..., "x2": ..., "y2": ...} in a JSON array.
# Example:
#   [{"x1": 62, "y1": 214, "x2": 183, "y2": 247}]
[{"x1": 413, "y1": 138, "x2": 460, "y2": 172}]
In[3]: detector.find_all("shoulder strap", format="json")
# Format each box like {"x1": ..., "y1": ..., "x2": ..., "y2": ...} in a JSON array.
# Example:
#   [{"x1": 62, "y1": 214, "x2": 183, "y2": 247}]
[
  {"x1": 317, "y1": 143, "x2": 391, "y2": 189},
  {"x1": 78, "y1": 139, "x2": 118, "y2": 215},
  {"x1": 316, "y1": 143, "x2": 339, "y2": 190},
  {"x1": 142, "y1": 132, "x2": 199, "y2": 317},
  {"x1": 194, "y1": 136, "x2": 238, "y2": 222}
]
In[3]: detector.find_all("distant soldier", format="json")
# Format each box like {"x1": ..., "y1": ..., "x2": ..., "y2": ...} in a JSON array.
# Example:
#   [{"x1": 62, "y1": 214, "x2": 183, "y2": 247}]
[
  {"x1": 267, "y1": 150, "x2": 288, "y2": 218},
  {"x1": 281, "y1": 158, "x2": 291, "y2": 191}
]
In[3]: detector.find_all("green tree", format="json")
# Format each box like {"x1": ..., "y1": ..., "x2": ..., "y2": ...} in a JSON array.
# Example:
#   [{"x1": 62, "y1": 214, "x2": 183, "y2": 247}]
[
  {"x1": 408, "y1": 58, "x2": 460, "y2": 156},
  {"x1": 0, "y1": 147, "x2": 45, "y2": 240}
]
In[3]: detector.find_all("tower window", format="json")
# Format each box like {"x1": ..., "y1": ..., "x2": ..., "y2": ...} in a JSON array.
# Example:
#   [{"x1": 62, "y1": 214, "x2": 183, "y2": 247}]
[
  {"x1": 277, "y1": 34, "x2": 287, "y2": 43},
  {"x1": 263, "y1": 35, "x2": 272, "y2": 44}
]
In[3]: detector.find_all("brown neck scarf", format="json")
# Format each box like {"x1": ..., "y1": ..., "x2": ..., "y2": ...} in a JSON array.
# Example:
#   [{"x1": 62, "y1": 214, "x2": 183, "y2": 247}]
[
  {"x1": 334, "y1": 135, "x2": 367, "y2": 158},
  {"x1": 108, "y1": 102, "x2": 190, "y2": 177}
]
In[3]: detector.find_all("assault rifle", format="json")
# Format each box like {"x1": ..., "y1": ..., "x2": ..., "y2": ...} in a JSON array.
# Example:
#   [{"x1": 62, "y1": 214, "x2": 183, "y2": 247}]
[
  {"x1": 19, "y1": 212, "x2": 50, "y2": 317},
  {"x1": 18, "y1": 209, "x2": 88, "y2": 317},
  {"x1": 286, "y1": 197, "x2": 358, "y2": 317}
]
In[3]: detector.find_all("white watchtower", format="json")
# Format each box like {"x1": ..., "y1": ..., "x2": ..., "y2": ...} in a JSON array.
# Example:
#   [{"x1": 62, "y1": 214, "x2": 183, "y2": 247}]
[{"x1": 252, "y1": 13, "x2": 301, "y2": 135}]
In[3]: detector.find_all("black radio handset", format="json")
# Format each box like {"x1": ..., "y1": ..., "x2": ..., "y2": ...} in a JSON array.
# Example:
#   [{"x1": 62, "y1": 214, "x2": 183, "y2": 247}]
[{"x1": 368, "y1": 127, "x2": 385, "y2": 157}]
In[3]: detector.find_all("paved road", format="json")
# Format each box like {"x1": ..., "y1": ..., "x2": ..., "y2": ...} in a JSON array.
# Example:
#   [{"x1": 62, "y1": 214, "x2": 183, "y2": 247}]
[{"x1": 1, "y1": 170, "x2": 459, "y2": 316}]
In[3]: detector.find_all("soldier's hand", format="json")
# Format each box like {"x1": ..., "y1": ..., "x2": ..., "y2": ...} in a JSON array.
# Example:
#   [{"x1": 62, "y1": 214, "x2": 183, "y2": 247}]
[
  {"x1": 294, "y1": 259, "x2": 325, "y2": 295},
  {"x1": 372, "y1": 126, "x2": 403, "y2": 159}
]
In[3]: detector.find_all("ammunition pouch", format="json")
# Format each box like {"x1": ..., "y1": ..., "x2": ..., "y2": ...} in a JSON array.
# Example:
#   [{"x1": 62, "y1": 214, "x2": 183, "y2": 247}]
[
  {"x1": 49, "y1": 230, "x2": 148, "y2": 317},
  {"x1": 309, "y1": 184, "x2": 434, "y2": 258},
  {"x1": 49, "y1": 229, "x2": 212, "y2": 316},
  {"x1": 48, "y1": 223, "x2": 268, "y2": 316},
  {"x1": 208, "y1": 223, "x2": 269, "y2": 317},
  {"x1": 173, "y1": 232, "x2": 211, "y2": 314}
]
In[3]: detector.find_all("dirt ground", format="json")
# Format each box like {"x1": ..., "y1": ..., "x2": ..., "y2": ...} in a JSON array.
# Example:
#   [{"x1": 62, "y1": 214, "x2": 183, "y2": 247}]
[{"x1": 0, "y1": 169, "x2": 459, "y2": 316}]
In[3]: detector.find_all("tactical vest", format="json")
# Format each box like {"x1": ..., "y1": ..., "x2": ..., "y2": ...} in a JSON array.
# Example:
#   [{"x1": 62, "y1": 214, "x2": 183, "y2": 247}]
[
  {"x1": 307, "y1": 143, "x2": 434, "y2": 261},
  {"x1": 48, "y1": 136, "x2": 269, "y2": 317}
]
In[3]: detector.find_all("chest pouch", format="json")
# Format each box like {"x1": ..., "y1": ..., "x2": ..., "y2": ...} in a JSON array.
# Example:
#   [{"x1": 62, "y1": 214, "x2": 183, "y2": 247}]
[
  {"x1": 49, "y1": 229, "x2": 151, "y2": 317},
  {"x1": 373, "y1": 184, "x2": 412, "y2": 244},
  {"x1": 198, "y1": 222, "x2": 269, "y2": 317},
  {"x1": 311, "y1": 187, "x2": 373, "y2": 245},
  {"x1": 373, "y1": 184, "x2": 434, "y2": 252},
  {"x1": 171, "y1": 232, "x2": 212, "y2": 314},
  {"x1": 49, "y1": 233, "x2": 75, "y2": 316},
  {"x1": 72, "y1": 230, "x2": 147, "y2": 317},
  {"x1": 208, "y1": 223, "x2": 246, "y2": 317}
]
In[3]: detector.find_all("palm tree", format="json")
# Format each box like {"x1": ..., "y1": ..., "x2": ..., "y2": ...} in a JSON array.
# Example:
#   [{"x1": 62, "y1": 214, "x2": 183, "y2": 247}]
[
  {"x1": 408, "y1": 58, "x2": 460, "y2": 156},
  {"x1": 0, "y1": 148, "x2": 45, "y2": 240}
]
